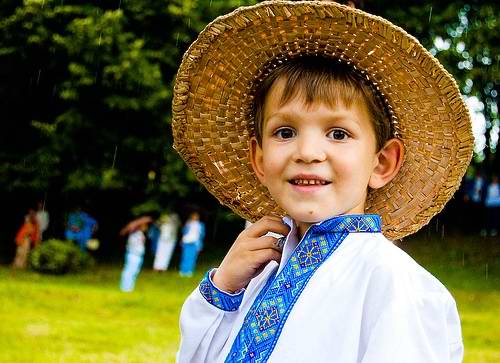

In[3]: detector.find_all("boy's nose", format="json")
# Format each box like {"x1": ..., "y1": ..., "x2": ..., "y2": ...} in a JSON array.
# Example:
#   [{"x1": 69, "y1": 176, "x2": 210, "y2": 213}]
[{"x1": 293, "y1": 136, "x2": 327, "y2": 163}]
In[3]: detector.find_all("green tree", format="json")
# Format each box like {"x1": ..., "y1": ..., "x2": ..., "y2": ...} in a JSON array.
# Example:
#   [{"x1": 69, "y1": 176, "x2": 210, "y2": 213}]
[
  {"x1": 0, "y1": 0, "x2": 256, "y2": 206},
  {"x1": 368, "y1": 0, "x2": 499, "y2": 170}
]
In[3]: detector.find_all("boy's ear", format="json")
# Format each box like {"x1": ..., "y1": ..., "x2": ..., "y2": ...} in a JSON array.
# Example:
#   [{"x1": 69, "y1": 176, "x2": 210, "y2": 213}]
[
  {"x1": 369, "y1": 138, "x2": 404, "y2": 189},
  {"x1": 249, "y1": 137, "x2": 266, "y2": 185}
]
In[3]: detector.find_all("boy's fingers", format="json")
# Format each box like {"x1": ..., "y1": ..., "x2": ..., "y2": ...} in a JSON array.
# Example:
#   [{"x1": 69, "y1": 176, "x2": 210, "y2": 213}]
[
  {"x1": 253, "y1": 248, "x2": 282, "y2": 265},
  {"x1": 245, "y1": 216, "x2": 290, "y2": 238},
  {"x1": 249, "y1": 235, "x2": 284, "y2": 252}
]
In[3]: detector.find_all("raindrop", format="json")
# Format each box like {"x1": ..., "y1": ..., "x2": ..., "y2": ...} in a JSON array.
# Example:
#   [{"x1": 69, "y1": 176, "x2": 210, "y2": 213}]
[
  {"x1": 485, "y1": 263, "x2": 489, "y2": 279},
  {"x1": 98, "y1": 33, "x2": 102, "y2": 46},
  {"x1": 52, "y1": 85, "x2": 57, "y2": 97},
  {"x1": 188, "y1": 18, "x2": 191, "y2": 28},
  {"x1": 111, "y1": 145, "x2": 118, "y2": 169},
  {"x1": 118, "y1": 0, "x2": 121, "y2": 9},
  {"x1": 36, "y1": 69, "x2": 42, "y2": 85},
  {"x1": 428, "y1": 6, "x2": 432, "y2": 23},
  {"x1": 210, "y1": 0, "x2": 213, "y2": 7},
  {"x1": 175, "y1": 33, "x2": 179, "y2": 47}
]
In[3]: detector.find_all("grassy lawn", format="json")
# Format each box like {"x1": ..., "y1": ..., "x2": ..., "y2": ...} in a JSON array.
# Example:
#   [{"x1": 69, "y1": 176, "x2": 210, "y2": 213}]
[{"x1": 0, "y1": 233, "x2": 498, "y2": 362}]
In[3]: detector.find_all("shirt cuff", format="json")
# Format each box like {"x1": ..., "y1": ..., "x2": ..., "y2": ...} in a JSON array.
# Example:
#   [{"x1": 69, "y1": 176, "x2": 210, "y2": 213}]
[{"x1": 198, "y1": 269, "x2": 244, "y2": 312}]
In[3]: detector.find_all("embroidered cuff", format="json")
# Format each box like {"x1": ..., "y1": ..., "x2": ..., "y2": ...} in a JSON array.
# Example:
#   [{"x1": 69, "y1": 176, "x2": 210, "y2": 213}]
[{"x1": 198, "y1": 269, "x2": 244, "y2": 312}]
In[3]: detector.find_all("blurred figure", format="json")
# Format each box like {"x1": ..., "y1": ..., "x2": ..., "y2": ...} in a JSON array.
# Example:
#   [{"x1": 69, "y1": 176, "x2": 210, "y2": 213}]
[
  {"x1": 65, "y1": 207, "x2": 98, "y2": 251},
  {"x1": 120, "y1": 216, "x2": 152, "y2": 292},
  {"x1": 179, "y1": 212, "x2": 205, "y2": 277},
  {"x1": 35, "y1": 200, "x2": 49, "y2": 240},
  {"x1": 484, "y1": 175, "x2": 500, "y2": 237},
  {"x1": 12, "y1": 209, "x2": 40, "y2": 269},
  {"x1": 148, "y1": 221, "x2": 160, "y2": 257},
  {"x1": 464, "y1": 170, "x2": 486, "y2": 234},
  {"x1": 153, "y1": 212, "x2": 180, "y2": 272}
]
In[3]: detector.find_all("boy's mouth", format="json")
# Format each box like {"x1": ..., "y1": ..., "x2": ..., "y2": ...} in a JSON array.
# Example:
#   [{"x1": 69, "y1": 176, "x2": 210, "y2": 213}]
[{"x1": 288, "y1": 175, "x2": 331, "y2": 186}]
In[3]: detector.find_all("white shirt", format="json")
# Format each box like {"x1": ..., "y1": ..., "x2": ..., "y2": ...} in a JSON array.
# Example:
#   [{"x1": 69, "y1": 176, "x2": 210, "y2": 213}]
[
  {"x1": 36, "y1": 210, "x2": 49, "y2": 233},
  {"x1": 177, "y1": 216, "x2": 463, "y2": 363},
  {"x1": 182, "y1": 220, "x2": 203, "y2": 244},
  {"x1": 127, "y1": 230, "x2": 145, "y2": 255}
]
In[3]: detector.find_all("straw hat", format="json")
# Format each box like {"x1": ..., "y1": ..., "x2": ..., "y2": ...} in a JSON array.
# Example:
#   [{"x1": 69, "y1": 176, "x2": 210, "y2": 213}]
[{"x1": 172, "y1": 0, "x2": 473, "y2": 240}]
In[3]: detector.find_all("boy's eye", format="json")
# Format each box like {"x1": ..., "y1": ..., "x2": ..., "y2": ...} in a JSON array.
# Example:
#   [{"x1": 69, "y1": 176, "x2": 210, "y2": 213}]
[
  {"x1": 274, "y1": 128, "x2": 296, "y2": 139},
  {"x1": 327, "y1": 129, "x2": 349, "y2": 140}
]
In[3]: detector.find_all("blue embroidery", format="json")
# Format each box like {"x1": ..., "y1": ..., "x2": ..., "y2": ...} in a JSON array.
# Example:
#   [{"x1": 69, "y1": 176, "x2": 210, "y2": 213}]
[
  {"x1": 199, "y1": 269, "x2": 244, "y2": 312},
  {"x1": 225, "y1": 214, "x2": 381, "y2": 363}
]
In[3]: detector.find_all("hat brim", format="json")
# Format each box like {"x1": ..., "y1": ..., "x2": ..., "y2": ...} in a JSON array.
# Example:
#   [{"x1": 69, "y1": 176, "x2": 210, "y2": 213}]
[{"x1": 172, "y1": 1, "x2": 473, "y2": 240}]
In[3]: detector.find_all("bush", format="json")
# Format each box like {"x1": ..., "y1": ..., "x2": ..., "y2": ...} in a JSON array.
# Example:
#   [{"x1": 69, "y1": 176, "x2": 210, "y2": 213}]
[{"x1": 30, "y1": 239, "x2": 94, "y2": 274}]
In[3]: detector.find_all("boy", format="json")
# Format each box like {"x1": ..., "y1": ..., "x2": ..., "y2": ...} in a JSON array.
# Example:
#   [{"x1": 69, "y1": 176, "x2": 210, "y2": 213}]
[{"x1": 172, "y1": 1, "x2": 473, "y2": 362}]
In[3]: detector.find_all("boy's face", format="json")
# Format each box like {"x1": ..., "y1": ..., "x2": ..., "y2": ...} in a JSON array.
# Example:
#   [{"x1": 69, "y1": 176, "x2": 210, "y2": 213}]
[{"x1": 251, "y1": 79, "x2": 380, "y2": 233}]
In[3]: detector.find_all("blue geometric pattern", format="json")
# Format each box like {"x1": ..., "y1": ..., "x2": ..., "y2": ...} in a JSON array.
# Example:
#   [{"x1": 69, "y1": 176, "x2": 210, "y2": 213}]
[
  {"x1": 225, "y1": 214, "x2": 381, "y2": 363},
  {"x1": 199, "y1": 269, "x2": 244, "y2": 312}
]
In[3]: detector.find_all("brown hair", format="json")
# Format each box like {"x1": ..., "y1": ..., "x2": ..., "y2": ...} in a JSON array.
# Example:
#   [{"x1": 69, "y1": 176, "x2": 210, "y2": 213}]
[{"x1": 253, "y1": 56, "x2": 392, "y2": 150}]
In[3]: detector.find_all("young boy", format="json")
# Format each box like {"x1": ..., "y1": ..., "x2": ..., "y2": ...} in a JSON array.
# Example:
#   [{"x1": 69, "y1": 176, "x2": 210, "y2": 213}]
[{"x1": 172, "y1": 1, "x2": 473, "y2": 362}]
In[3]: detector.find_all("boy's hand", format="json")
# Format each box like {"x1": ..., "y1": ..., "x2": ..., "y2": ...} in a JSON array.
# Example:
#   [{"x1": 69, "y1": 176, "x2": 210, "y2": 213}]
[{"x1": 212, "y1": 216, "x2": 290, "y2": 293}]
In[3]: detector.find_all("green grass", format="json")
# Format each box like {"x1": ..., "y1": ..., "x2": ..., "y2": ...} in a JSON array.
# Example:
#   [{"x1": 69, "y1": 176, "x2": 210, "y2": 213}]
[{"x1": 0, "y1": 233, "x2": 498, "y2": 362}]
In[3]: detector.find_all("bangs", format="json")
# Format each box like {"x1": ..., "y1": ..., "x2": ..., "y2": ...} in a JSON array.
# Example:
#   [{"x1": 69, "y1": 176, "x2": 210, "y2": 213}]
[{"x1": 279, "y1": 67, "x2": 365, "y2": 111}]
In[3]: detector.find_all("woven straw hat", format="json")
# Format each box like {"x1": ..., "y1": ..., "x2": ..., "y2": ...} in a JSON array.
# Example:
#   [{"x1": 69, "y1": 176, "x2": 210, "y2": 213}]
[{"x1": 172, "y1": 0, "x2": 473, "y2": 240}]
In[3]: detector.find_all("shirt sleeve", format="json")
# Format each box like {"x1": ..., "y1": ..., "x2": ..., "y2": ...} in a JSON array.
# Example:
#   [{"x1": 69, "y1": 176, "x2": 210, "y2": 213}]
[
  {"x1": 360, "y1": 265, "x2": 464, "y2": 363},
  {"x1": 177, "y1": 269, "x2": 245, "y2": 363}
]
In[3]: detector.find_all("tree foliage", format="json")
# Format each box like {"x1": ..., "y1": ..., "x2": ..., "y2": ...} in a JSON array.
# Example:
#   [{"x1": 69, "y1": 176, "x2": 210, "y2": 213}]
[
  {"x1": 0, "y1": 0, "x2": 256, "y2": 202},
  {"x1": 0, "y1": 0, "x2": 497, "y2": 212},
  {"x1": 375, "y1": 0, "x2": 499, "y2": 168}
]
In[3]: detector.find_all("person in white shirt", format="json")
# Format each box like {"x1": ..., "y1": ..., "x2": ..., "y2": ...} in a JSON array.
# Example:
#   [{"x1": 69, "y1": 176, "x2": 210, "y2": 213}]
[
  {"x1": 154, "y1": 212, "x2": 180, "y2": 271},
  {"x1": 171, "y1": 1, "x2": 473, "y2": 362},
  {"x1": 35, "y1": 201, "x2": 49, "y2": 241},
  {"x1": 179, "y1": 212, "x2": 206, "y2": 277},
  {"x1": 120, "y1": 218, "x2": 150, "y2": 292}
]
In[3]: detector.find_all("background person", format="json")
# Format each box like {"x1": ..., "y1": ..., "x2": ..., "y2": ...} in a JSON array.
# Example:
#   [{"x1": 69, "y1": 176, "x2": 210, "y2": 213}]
[
  {"x1": 179, "y1": 212, "x2": 205, "y2": 277},
  {"x1": 119, "y1": 216, "x2": 152, "y2": 292},
  {"x1": 12, "y1": 209, "x2": 40, "y2": 269},
  {"x1": 153, "y1": 212, "x2": 180, "y2": 272}
]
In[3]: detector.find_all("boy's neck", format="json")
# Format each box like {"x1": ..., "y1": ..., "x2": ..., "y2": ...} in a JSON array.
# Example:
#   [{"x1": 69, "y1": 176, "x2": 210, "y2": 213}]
[{"x1": 297, "y1": 222, "x2": 312, "y2": 240}]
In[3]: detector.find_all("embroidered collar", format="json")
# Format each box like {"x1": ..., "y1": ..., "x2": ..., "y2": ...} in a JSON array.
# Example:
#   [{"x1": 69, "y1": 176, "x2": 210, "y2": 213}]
[
  {"x1": 226, "y1": 214, "x2": 381, "y2": 363},
  {"x1": 277, "y1": 214, "x2": 381, "y2": 274}
]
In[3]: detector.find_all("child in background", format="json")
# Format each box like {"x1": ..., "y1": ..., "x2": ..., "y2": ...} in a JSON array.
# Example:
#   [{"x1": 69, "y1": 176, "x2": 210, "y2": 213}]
[
  {"x1": 35, "y1": 200, "x2": 49, "y2": 240},
  {"x1": 12, "y1": 209, "x2": 40, "y2": 269},
  {"x1": 153, "y1": 212, "x2": 180, "y2": 272},
  {"x1": 484, "y1": 175, "x2": 500, "y2": 236},
  {"x1": 65, "y1": 208, "x2": 98, "y2": 251},
  {"x1": 120, "y1": 217, "x2": 151, "y2": 292},
  {"x1": 179, "y1": 212, "x2": 205, "y2": 277},
  {"x1": 172, "y1": 1, "x2": 473, "y2": 362}
]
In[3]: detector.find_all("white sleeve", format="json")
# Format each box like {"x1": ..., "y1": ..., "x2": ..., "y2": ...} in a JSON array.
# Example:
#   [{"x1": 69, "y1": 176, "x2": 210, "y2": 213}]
[
  {"x1": 360, "y1": 266, "x2": 464, "y2": 363},
  {"x1": 177, "y1": 269, "x2": 245, "y2": 363}
]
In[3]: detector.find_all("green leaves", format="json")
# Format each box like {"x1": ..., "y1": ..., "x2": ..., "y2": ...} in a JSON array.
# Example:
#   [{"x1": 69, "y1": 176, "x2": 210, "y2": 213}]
[{"x1": 3, "y1": 0, "x2": 495, "y2": 207}]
